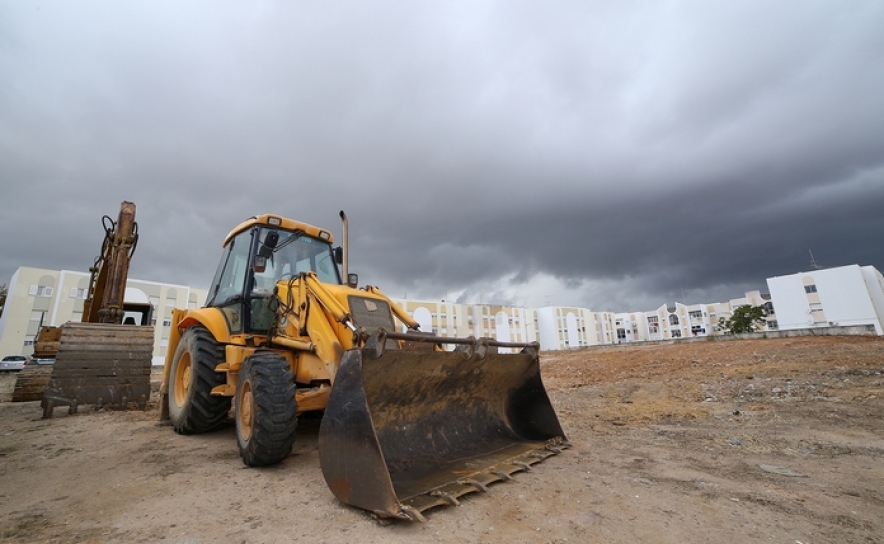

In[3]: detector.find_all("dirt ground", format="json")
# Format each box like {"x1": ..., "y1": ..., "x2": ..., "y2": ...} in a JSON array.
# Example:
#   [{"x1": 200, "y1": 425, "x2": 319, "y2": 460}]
[{"x1": 1, "y1": 335, "x2": 882, "y2": 544}]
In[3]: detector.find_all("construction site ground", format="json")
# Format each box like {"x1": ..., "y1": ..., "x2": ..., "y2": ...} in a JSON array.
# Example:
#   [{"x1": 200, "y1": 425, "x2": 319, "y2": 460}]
[{"x1": 1, "y1": 335, "x2": 882, "y2": 544}]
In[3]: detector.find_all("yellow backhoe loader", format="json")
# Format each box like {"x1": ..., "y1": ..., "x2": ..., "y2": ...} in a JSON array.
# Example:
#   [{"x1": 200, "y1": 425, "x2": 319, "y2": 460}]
[
  {"x1": 13, "y1": 202, "x2": 154, "y2": 417},
  {"x1": 159, "y1": 212, "x2": 568, "y2": 521}
]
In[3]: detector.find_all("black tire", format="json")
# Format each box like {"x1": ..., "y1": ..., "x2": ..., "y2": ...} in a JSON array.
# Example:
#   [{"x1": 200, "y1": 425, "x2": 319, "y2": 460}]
[
  {"x1": 168, "y1": 326, "x2": 231, "y2": 434},
  {"x1": 235, "y1": 352, "x2": 298, "y2": 466}
]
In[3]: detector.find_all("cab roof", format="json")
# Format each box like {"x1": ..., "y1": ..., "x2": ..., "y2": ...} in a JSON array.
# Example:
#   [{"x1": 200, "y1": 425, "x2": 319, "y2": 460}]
[{"x1": 223, "y1": 214, "x2": 335, "y2": 247}]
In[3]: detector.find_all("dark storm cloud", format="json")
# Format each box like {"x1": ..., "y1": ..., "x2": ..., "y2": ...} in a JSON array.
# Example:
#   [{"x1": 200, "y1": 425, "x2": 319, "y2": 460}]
[{"x1": 1, "y1": 1, "x2": 883, "y2": 312}]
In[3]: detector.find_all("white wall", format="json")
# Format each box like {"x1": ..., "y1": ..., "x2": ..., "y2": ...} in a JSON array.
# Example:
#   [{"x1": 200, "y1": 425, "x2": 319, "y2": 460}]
[
  {"x1": 767, "y1": 265, "x2": 883, "y2": 334},
  {"x1": 536, "y1": 307, "x2": 558, "y2": 351}
]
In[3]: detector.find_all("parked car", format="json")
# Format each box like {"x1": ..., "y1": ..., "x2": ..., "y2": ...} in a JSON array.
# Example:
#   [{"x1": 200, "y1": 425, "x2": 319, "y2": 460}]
[
  {"x1": 0, "y1": 355, "x2": 28, "y2": 371},
  {"x1": 27, "y1": 357, "x2": 55, "y2": 366}
]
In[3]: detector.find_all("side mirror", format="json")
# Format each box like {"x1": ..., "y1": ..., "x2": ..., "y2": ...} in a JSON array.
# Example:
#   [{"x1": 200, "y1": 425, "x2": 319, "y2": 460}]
[
  {"x1": 334, "y1": 246, "x2": 343, "y2": 264},
  {"x1": 259, "y1": 230, "x2": 279, "y2": 259},
  {"x1": 347, "y1": 273, "x2": 358, "y2": 288}
]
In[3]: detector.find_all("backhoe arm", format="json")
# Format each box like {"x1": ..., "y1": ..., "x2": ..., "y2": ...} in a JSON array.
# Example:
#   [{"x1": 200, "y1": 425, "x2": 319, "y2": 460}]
[{"x1": 301, "y1": 273, "x2": 360, "y2": 334}]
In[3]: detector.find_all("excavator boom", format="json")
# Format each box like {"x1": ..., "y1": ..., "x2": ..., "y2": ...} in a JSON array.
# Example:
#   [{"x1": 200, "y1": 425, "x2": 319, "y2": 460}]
[{"x1": 83, "y1": 201, "x2": 138, "y2": 324}]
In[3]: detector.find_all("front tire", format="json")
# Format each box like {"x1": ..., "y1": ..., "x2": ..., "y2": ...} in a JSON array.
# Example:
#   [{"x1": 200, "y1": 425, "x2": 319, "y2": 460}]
[
  {"x1": 236, "y1": 352, "x2": 298, "y2": 466},
  {"x1": 168, "y1": 326, "x2": 231, "y2": 434}
]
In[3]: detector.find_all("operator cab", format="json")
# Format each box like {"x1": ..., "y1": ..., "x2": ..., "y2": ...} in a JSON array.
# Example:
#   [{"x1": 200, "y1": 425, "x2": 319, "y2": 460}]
[{"x1": 206, "y1": 221, "x2": 342, "y2": 334}]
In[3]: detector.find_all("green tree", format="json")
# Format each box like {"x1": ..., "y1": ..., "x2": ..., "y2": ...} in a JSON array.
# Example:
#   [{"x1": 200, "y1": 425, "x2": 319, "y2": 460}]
[
  {"x1": 0, "y1": 283, "x2": 7, "y2": 318},
  {"x1": 719, "y1": 304, "x2": 767, "y2": 334}
]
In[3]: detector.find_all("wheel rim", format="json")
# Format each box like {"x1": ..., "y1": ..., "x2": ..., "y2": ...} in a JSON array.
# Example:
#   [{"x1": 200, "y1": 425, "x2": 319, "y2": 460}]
[
  {"x1": 239, "y1": 382, "x2": 253, "y2": 441},
  {"x1": 173, "y1": 352, "x2": 192, "y2": 407}
]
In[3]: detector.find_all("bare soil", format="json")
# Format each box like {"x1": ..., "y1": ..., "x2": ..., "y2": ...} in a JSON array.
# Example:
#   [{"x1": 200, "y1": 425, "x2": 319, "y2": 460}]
[{"x1": 1, "y1": 335, "x2": 883, "y2": 544}]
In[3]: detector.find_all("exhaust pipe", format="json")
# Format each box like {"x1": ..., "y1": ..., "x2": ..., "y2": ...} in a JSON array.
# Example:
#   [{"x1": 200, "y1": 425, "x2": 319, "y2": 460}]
[
  {"x1": 339, "y1": 210, "x2": 357, "y2": 288},
  {"x1": 339, "y1": 210, "x2": 348, "y2": 280}
]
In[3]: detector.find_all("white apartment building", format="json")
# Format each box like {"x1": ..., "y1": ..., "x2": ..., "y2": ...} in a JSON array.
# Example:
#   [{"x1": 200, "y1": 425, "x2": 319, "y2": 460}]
[
  {"x1": 594, "y1": 311, "x2": 617, "y2": 346},
  {"x1": 639, "y1": 290, "x2": 776, "y2": 341},
  {"x1": 706, "y1": 301, "x2": 734, "y2": 334},
  {"x1": 0, "y1": 266, "x2": 208, "y2": 359},
  {"x1": 391, "y1": 299, "x2": 541, "y2": 349},
  {"x1": 766, "y1": 264, "x2": 884, "y2": 334},
  {"x1": 614, "y1": 312, "x2": 649, "y2": 343},
  {"x1": 392, "y1": 301, "x2": 617, "y2": 351},
  {"x1": 8, "y1": 263, "x2": 877, "y2": 361},
  {"x1": 391, "y1": 289, "x2": 784, "y2": 351},
  {"x1": 536, "y1": 306, "x2": 608, "y2": 350},
  {"x1": 685, "y1": 303, "x2": 714, "y2": 337},
  {"x1": 645, "y1": 302, "x2": 691, "y2": 340}
]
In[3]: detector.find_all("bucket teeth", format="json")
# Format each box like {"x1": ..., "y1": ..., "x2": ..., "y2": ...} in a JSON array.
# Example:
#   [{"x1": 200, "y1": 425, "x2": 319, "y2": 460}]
[
  {"x1": 399, "y1": 505, "x2": 427, "y2": 523},
  {"x1": 492, "y1": 470, "x2": 514, "y2": 481},
  {"x1": 458, "y1": 479, "x2": 490, "y2": 492},
  {"x1": 430, "y1": 490, "x2": 460, "y2": 506},
  {"x1": 513, "y1": 461, "x2": 533, "y2": 472}
]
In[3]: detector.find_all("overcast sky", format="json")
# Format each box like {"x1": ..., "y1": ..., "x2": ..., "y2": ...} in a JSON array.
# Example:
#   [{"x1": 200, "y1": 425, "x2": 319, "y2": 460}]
[{"x1": 2, "y1": 1, "x2": 883, "y2": 312}]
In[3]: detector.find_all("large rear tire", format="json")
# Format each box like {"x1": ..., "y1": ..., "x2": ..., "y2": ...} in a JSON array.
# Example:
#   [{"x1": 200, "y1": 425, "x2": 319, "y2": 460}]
[
  {"x1": 236, "y1": 352, "x2": 298, "y2": 466},
  {"x1": 168, "y1": 326, "x2": 231, "y2": 434}
]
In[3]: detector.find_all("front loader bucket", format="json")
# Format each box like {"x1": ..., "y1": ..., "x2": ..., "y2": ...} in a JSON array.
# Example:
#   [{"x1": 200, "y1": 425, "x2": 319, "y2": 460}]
[{"x1": 319, "y1": 335, "x2": 568, "y2": 521}]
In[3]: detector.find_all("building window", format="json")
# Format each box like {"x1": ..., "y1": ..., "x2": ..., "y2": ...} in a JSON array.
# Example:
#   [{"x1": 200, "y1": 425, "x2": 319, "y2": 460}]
[
  {"x1": 69, "y1": 288, "x2": 88, "y2": 299},
  {"x1": 669, "y1": 314, "x2": 680, "y2": 326},
  {"x1": 29, "y1": 285, "x2": 54, "y2": 297},
  {"x1": 804, "y1": 285, "x2": 818, "y2": 294},
  {"x1": 688, "y1": 310, "x2": 702, "y2": 320},
  {"x1": 671, "y1": 330, "x2": 682, "y2": 338}
]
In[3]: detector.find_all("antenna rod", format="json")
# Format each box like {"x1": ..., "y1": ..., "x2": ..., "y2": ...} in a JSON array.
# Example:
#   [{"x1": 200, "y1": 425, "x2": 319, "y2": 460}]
[{"x1": 809, "y1": 249, "x2": 821, "y2": 270}]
